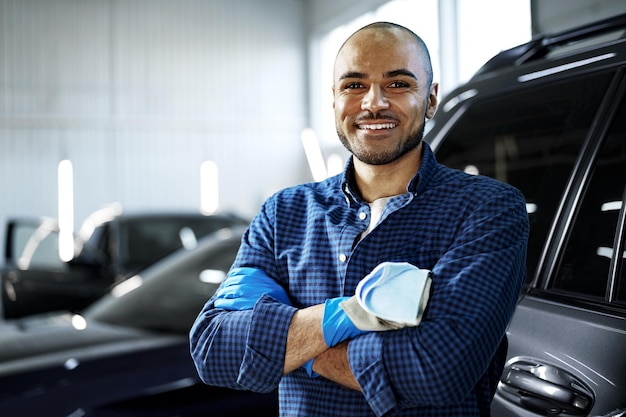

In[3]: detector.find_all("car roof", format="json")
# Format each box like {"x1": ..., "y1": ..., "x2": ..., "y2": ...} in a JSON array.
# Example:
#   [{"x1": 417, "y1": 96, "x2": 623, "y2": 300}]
[{"x1": 472, "y1": 13, "x2": 626, "y2": 79}]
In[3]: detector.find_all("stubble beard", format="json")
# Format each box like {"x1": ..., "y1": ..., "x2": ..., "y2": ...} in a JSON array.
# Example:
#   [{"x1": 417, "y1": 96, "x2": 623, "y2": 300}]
[{"x1": 337, "y1": 121, "x2": 425, "y2": 166}]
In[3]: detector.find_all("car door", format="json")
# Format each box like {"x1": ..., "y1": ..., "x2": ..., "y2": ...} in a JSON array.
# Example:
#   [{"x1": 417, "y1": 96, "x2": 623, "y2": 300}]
[
  {"x1": 430, "y1": 68, "x2": 626, "y2": 415},
  {"x1": 2, "y1": 218, "x2": 100, "y2": 318},
  {"x1": 492, "y1": 83, "x2": 626, "y2": 416}
]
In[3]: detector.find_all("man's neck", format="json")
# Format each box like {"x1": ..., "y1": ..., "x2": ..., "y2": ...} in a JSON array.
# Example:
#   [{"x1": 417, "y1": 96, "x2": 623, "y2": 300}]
[{"x1": 352, "y1": 144, "x2": 423, "y2": 203}]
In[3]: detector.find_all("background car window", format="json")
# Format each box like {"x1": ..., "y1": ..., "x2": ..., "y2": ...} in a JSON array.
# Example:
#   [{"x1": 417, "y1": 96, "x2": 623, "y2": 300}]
[
  {"x1": 85, "y1": 236, "x2": 241, "y2": 334},
  {"x1": 434, "y1": 72, "x2": 614, "y2": 283},
  {"x1": 9, "y1": 222, "x2": 63, "y2": 269},
  {"x1": 120, "y1": 217, "x2": 245, "y2": 271},
  {"x1": 26, "y1": 234, "x2": 62, "y2": 267},
  {"x1": 552, "y1": 95, "x2": 626, "y2": 300},
  {"x1": 76, "y1": 224, "x2": 111, "y2": 264}
]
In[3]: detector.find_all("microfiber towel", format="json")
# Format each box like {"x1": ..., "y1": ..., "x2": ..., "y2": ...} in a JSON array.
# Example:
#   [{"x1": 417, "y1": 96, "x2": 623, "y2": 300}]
[{"x1": 355, "y1": 261, "x2": 431, "y2": 327}]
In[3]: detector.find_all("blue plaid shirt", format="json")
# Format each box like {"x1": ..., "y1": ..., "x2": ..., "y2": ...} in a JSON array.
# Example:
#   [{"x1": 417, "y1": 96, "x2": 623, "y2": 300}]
[{"x1": 190, "y1": 142, "x2": 529, "y2": 417}]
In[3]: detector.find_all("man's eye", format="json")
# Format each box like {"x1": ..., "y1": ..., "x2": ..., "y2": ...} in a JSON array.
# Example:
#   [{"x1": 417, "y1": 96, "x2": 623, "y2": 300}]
[
  {"x1": 390, "y1": 81, "x2": 409, "y2": 88},
  {"x1": 345, "y1": 82, "x2": 364, "y2": 89}
]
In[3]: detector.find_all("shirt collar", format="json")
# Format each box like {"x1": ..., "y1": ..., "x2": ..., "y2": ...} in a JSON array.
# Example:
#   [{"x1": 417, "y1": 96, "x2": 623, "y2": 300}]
[{"x1": 340, "y1": 141, "x2": 438, "y2": 205}]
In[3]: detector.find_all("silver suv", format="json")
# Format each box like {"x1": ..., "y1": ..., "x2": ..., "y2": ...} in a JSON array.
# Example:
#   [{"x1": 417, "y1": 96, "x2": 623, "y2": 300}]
[{"x1": 426, "y1": 14, "x2": 626, "y2": 417}]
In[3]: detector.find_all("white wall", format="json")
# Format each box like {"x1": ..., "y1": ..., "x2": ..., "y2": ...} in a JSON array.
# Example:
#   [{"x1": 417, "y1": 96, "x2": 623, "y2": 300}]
[
  {"x1": 531, "y1": 0, "x2": 626, "y2": 34},
  {"x1": 305, "y1": 0, "x2": 390, "y2": 35},
  {"x1": 2, "y1": 0, "x2": 625, "y2": 254},
  {"x1": 0, "y1": 0, "x2": 308, "y2": 245}
]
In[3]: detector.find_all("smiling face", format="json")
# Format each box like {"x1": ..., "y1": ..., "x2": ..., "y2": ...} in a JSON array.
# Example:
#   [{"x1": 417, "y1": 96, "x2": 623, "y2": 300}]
[{"x1": 333, "y1": 25, "x2": 438, "y2": 166}]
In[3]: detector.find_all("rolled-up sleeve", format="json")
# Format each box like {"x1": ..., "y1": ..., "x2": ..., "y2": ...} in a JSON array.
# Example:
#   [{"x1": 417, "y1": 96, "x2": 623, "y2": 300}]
[
  {"x1": 237, "y1": 296, "x2": 296, "y2": 391},
  {"x1": 191, "y1": 193, "x2": 300, "y2": 393},
  {"x1": 190, "y1": 294, "x2": 296, "y2": 393}
]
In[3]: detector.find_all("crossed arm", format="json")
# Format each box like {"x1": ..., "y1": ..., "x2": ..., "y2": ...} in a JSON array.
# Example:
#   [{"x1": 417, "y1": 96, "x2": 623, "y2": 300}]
[
  {"x1": 285, "y1": 306, "x2": 360, "y2": 390},
  {"x1": 209, "y1": 265, "x2": 420, "y2": 390},
  {"x1": 210, "y1": 267, "x2": 367, "y2": 386}
]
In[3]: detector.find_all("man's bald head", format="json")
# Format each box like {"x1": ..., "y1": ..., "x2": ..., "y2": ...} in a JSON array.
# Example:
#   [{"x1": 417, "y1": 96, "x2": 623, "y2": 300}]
[{"x1": 335, "y1": 22, "x2": 433, "y2": 87}]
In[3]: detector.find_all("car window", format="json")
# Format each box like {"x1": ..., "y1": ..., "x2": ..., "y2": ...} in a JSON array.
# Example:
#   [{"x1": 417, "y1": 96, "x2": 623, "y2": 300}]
[
  {"x1": 148, "y1": 241, "x2": 238, "y2": 333},
  {"x1": 551, "y1": 94, "x2": 626, "y2": 301},
  {"x1": 434, "y1": 72, "x2": 615, "y2": 283},
  {"x1": 85, "y1": 235, "x2": 241, "y2": 334},
  {"x1": 119, "y1": 216, "x2": 245, "y2": 272},
  {"x1": 9, "y1": 221, "x2": 63, "y2": 269},
  {"x1": 76, "y1": 224, "x2": 111, "y2": 264}
]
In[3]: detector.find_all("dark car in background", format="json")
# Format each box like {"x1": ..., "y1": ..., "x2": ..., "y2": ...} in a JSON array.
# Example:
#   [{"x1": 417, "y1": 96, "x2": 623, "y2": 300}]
[
  {"x1": 0, "y1": 225, "x2": 279, "y2": 416},
  {"x1": 426, "y1": 13, "x2": 626, "y2": 417},
  {"x1": 1, "y1": 205, "x2": 249, "y2": 319}
]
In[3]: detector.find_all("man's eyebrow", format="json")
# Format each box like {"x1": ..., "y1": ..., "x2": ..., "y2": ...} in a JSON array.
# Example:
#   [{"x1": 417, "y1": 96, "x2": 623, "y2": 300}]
[
  {"x1": 339, "y1": 71, "x2": 367, "y2": 81},
  {"x1": 338, "y1": 69, "x2": 418, "y2": 81},
  {"x1": 386, "y1": 69, "x2": 418, "y2": 79}
]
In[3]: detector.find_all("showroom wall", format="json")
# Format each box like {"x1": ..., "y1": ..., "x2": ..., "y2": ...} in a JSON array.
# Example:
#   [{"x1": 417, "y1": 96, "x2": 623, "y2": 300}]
[
  {"x1": 1, "y1": 0, "x2": 626, "y2": 255},
  {"x1": 0, "y1": 0, "x2": 309, "y2": 241}
]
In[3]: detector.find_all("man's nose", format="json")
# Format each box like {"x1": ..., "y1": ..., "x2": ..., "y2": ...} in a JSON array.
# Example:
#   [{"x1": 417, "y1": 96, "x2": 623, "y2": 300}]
[{"x1": 361, "y1": 85, "x2": 389, "y2": 113}]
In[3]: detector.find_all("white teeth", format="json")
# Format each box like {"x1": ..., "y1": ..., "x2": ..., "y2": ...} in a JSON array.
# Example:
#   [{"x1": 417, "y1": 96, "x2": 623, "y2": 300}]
[{"x1": 359, "y1": 123, "x2": 396, "y2": 130}]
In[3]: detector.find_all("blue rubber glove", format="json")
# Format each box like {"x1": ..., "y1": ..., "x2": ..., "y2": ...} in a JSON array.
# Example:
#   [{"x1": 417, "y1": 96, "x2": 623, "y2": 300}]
[
  {"x1": 213, "y1": 267, "x2": 291, "y2": 310},
  {"x1": 321, "y1": 296, "x2": 368, "y2": 347}
]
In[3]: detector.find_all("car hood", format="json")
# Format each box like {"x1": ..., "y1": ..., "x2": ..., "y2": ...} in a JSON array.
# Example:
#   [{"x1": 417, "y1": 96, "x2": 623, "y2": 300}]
[{"x1": 0, "y1": 312, "x2": 184, "y2": 376}]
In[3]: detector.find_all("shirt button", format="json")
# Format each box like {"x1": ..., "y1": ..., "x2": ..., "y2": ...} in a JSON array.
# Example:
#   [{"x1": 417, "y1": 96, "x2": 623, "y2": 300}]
[
  {"x1": 339, "y1": 253, "x2": 347, "y2": 262},
  {"x1": 359, "y1": 212, "x2": 367, "y2": 220}
]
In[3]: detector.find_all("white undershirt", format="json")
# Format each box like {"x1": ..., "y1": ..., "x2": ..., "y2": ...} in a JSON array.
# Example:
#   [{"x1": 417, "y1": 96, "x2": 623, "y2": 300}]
[{"x1": 361, "y1": 196, "x2": 391, "y2": 239}]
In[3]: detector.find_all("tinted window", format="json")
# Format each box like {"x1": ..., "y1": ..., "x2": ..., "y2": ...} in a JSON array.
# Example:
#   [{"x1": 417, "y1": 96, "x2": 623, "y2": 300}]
[
  {"x1": 78, "y1": 224, "x2": 111, "y2": 263},
  {"x1": 434, "y1": 72, "x2": 614, "y2": 282},
  {"x1": 85, "y1": 236, "x2": 241, "y2": 334},
  {"x1": 119, "y1": 216, "x2": 246, "y2": 272},
  {"x1": 9, "y1": 221, "x2": 63, "y2": 269},
  {"x1": 552, "y1": 95, "x2": 626, "y2": 300}
]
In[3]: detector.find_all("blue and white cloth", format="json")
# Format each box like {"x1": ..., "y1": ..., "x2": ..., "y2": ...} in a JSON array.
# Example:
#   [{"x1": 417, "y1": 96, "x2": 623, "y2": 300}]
[{"x1": 341, "y1": 261, "x2": 431, "y2": 330}]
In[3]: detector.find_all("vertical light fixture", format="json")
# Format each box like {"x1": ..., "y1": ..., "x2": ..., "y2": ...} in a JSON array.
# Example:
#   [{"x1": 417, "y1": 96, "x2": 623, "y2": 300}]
[
  {"x1": 200, "y1": 160, "x2": 219, "y2": 214},
  {"x1": 57, "y1": 159, "x2": 74, "y2": 261},
  {"x1": 326, "y1": 153, "x2": 344, "y2": 178},
  {"x1": 301, "y1": 128, "x2": 327, "y2": 181}
]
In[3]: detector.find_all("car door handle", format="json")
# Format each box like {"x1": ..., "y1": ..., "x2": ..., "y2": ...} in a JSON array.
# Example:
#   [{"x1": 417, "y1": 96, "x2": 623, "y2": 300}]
[{"x1": 497, "y1": 360, "x2": 594, "y2": 415}]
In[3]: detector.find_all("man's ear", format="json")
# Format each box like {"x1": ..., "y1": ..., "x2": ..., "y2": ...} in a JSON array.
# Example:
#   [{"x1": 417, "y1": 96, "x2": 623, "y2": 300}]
[{"x1": 426, "y1": 82, "x2": 439, "y2": 119}]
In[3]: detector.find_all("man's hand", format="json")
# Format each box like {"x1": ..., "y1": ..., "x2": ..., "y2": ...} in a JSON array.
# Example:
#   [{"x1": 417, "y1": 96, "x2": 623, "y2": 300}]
[
  {"x1": 213, "y1": 267, "x2": 291, "y2": 310},
  {"x1": 321, "y1": 262, "x2": 432, "y2": 348},
  {"x1": 321, "y1": 296, "x2": 369, "y2": 347}
]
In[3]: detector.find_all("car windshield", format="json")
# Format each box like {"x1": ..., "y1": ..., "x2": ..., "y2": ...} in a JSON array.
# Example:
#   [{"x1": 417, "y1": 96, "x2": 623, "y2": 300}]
[
  {"x1": 83, "y1": 228, "x2": 244, "y2": 334},
  {"x1": 117, "y1": 215, "x2": 247, "y2": 272}
]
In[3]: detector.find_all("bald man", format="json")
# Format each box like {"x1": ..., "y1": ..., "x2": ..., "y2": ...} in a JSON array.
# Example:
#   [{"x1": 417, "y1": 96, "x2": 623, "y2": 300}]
[{"x1": 191, "y1": 22, "x2": 529, "y2": 417}]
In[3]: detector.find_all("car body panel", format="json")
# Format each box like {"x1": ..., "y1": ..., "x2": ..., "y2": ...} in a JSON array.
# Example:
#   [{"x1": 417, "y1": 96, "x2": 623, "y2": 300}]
[{"x1": 493, "y1": 296, "x2": 626, "y2": 415}]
